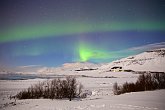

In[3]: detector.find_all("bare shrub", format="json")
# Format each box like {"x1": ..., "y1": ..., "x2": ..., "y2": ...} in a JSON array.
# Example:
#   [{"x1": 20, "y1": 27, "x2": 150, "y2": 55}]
[
  {"x1": 16, "y1": 76, "x2": 83, "y2": 101},
  {"x1": 113, "y1": 72, "x2": 165, "y2": 95}
]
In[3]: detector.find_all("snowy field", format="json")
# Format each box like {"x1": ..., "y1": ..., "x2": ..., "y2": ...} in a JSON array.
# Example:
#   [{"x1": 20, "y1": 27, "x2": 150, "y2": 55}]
[{"x1": 0, "y1": 72, "x2": 165, "y2": 110}]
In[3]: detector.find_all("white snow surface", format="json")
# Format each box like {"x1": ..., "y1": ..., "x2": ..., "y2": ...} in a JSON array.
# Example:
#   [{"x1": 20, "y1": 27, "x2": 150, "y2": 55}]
[
  {"x1": 0, "y1": 72, "x2": 165, "y2": 110},
  {"x1": 0, "y1": 79, "x2": 165, "y2": 110},
  {"x1": 37, "y1": 62, "x2": 101, "y2": 74},
  {"x1": 101, "y1": 48, "x2": 165, "y2": 72}
]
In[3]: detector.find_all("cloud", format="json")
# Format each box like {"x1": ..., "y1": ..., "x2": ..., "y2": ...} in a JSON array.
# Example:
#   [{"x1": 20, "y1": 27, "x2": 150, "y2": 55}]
[
  {"x1": 129, "y1": 42, "x2": 165, "y2": 52},
  {"x1": 18, "y1": 65, "x2": 42, "y2": 68}
]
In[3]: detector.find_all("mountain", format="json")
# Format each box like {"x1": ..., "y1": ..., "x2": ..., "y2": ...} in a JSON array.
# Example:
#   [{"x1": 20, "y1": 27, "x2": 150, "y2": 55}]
[
  {"x1": 37, "y1": 62, "x2": 100, "y2": 74},
  {"x1": 38, "y1": 48, "x2": 165, "y2": 74},
  {"x1": 101, "y1": 48, "x2": 165, "y2": 72}
]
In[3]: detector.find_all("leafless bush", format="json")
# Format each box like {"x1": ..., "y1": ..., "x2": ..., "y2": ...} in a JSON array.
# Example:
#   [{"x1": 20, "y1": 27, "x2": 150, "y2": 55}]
[
  {"x1": 113, "y1": 72, "x2": 165, "y2": 95},
  {"x1": 16, "y1": 76, "x2": 83, "y2": 101}
]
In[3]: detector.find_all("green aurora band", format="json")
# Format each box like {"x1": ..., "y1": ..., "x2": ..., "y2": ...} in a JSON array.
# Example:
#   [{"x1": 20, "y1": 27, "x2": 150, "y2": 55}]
[
  {"x1": 1, "y1": 21, "x2": 165, "y2": 43},
  {"x1": 78, "y1": 42, "x2": 111, "y2": 62},
  {"x1": 77, "y1": 41, "x2": 139, "y2": 62}
]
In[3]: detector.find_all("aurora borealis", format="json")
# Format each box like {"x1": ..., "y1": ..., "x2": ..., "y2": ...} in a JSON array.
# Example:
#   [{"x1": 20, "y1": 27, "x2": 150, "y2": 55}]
[
  {"x1": 78, "y1": 41, "x2": 111, "y2": 62},
  {"x1": 1, "y1": 21, "x2": 165, "y2": 43},
  {"x1": 0, "y1": 0, "x2": 165, "y2": 68}
]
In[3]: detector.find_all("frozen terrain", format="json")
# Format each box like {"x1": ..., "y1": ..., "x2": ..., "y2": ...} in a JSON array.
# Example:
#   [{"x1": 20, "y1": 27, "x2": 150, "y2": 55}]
[
  {"x1": 0, "y1": 72, "x2": 165, "y2": 110},
  {"x1": 101, "y1": 48, "x2": 165, "y2": 72}
]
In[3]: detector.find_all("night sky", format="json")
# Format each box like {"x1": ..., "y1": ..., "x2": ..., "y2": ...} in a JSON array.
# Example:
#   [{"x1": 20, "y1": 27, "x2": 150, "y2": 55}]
[{"x1": 0, "y1": 0, "x2": 165, "y2": 68}]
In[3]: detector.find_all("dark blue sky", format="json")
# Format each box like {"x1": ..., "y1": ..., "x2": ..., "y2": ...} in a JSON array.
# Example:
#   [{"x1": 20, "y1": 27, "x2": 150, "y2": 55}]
[{"x1": 0, "y1": 0, "x2": 165, "y2": 68}]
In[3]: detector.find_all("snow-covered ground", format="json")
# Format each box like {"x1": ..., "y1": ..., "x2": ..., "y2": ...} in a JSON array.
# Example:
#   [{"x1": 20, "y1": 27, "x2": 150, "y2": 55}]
[
  {"x1": 102, "y1": 48, "x2": 165, "y2": 72},
  {"x1": 1, "y1": 90, "x2": 165, "y2": 110},
  {"x1": 0, "y1": 72, "x2": 165, "y2": 110}
]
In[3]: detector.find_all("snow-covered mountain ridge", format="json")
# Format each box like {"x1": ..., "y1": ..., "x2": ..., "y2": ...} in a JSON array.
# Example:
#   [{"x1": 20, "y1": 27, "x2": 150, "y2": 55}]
[
  {"x1": 38, "y1": 48, "x2": 165, "y2": 74},
  {"x1": 101, "y1": 48, "x2": 165, "y2": 72},
  {"x1": 37, "y1": 62, "x2": 100, "y2": 74},
  {"x1": 1, "y1": 48, "x2": 164, "y2": 74}
]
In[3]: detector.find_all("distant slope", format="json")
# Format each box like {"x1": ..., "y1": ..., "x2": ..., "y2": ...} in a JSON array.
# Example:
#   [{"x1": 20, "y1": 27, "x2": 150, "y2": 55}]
[
  {"x1": 11, "y1": 48, "x2": 165, "y2": 74},
  {"x1": 101, "y1": 48, "x2": 165, "y2": 72},
  {"x1": 37, "y1": 62, "x2": 100, "y2": 74}
]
